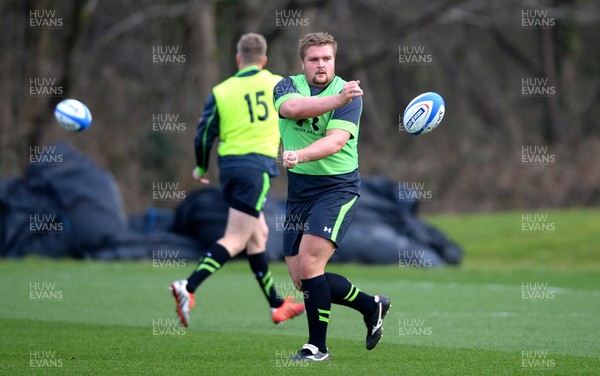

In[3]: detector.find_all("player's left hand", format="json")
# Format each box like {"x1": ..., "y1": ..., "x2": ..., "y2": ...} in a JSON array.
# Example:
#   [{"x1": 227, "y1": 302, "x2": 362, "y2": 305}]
[
  {"x1": 340, "y1": 80, "x2": 363, "y2": 104},
  {"x1": 282, "y1": 151, "x2": 299, "y2": 169}
]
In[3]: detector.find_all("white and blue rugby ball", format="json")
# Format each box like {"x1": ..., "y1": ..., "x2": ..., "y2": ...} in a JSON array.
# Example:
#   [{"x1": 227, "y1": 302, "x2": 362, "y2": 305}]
[
  {"x1": 402, "y1": 92, "x2": 445, "y2": 135},
  {"x1": 54, "y1": 99, "x2": 92, "y2": 132}
]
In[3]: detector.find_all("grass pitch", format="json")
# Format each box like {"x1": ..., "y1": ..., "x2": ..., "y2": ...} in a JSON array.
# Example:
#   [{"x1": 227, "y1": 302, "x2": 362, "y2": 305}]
[{"x1": 1, "y1": 208, "x2": 599, "y2": 375}]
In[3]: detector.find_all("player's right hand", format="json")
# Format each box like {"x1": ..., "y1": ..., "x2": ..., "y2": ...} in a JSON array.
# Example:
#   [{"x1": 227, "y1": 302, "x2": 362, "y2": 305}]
[{"x1": 192, "y1": 167, "x2": 210, "y2": 185}]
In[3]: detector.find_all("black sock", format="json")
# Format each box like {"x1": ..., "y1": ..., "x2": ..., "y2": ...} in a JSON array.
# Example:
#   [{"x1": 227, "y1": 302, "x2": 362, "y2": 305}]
[
  {"x1": 186, "y1": 243, "x2": 231, "y2": 293},
  {"x1": 325, "y1": 273, "x2": 377, "y2": 316},
  {"x1": 247, "y1": 252, "x2": 284, "y2": 308},
  {"x1": 301, "y1": 275, "x2": 331, "y2": 353}
]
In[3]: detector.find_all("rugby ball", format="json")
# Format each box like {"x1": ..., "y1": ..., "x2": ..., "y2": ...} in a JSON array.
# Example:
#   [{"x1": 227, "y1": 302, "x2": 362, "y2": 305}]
[
  {"x1": 402, "y1": 92, "x2": 445, "y2": 135},
  {"x1": 54, "y1": 99, "x2": 92, "y2": 132}
]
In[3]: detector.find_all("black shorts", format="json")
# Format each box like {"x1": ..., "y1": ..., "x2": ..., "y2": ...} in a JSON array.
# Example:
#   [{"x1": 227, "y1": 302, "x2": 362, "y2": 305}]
[
  {"x1": 219, "y1": 168, "x2": 270, "y2": 218},
  {"x1": 282, "y1": 191, "x2": 358, "y2": 256}
]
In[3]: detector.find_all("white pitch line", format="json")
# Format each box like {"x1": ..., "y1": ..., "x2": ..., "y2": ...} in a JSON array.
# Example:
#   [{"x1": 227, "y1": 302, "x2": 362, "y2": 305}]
[
  {"x1": 399, "y1": 311, "x2": 598, "y2": 318},
  {"x1": 388, "y1": 280, "x2": 600, "y2": 296}
]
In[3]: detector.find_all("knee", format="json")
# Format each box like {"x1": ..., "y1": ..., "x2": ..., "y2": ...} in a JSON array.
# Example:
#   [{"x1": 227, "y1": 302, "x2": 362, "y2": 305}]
[{"x1": 299, "y1": 252, "x2": 322, "y2": 279}]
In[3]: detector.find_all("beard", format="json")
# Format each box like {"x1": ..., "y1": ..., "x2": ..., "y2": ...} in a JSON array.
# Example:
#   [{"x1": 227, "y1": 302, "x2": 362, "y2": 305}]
[{"x1": 310, "y1": 72, "x2": 331, "y2": 86}]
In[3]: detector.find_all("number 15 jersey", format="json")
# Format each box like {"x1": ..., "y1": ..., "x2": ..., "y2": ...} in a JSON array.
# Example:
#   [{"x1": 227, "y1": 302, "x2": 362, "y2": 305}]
[{"x1": 195, "y1": 66, "x2": 282, "y2": 176}]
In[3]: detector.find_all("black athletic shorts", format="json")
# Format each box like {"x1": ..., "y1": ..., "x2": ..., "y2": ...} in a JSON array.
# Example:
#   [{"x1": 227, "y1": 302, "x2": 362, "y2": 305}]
[
  {"x1": 282, "y1": 191, "x2": 358, "y2": 256},
  {"x1": 219, "y1": 167, "x2": 270, "y2": 218}
]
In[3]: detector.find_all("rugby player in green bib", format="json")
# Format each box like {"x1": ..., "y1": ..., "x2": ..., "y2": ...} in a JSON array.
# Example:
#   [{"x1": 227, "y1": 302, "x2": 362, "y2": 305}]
[
  {"x1": 170, "y1": 33, "x2": 305, "y2": 329},
  {"x1": 274, "y1": 32, "x2": 391, "y2": 361}
]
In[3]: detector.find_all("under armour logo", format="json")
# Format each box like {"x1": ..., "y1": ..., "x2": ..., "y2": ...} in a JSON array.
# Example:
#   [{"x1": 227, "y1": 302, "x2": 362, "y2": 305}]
[
  {"x1": 323, "y1": 226, "x2": 332, "y2": 233},
  {"x1": 296, "y1": 117, "x2": 319, "y2": 131}
]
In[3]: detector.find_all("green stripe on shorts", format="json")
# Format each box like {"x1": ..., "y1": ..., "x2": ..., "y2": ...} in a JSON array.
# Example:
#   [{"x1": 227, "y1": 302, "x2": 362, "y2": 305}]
[
  {"x1": 254, "y1": 172, "x2": 270, "y2": 212},
  {"x1": 331, "y1": 196, "x2": 357, "y2": 242}
]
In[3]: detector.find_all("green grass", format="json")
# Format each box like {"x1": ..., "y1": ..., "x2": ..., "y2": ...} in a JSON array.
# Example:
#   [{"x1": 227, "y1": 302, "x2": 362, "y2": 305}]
[
  {"x1": 426, "y1": 207, "x2": 600, "y2": 270},
  {"x1": 1, "y1": 208, "x2": 600, "y2": 375}
]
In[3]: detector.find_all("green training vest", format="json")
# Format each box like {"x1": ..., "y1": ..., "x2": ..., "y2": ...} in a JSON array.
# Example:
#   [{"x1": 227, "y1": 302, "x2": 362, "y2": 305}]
[{"x1": 276, "y1": 74, "x2": 360, "y2": 175}]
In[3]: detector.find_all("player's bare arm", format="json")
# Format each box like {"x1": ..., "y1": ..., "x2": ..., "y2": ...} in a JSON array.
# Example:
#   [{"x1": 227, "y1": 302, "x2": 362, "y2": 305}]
[
  {"x1": 279, "y1": 80, "x2": 363, "y2": 119},
  {"x1": 283, "y1": 129, "x2": 350, "y2": 169}
]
